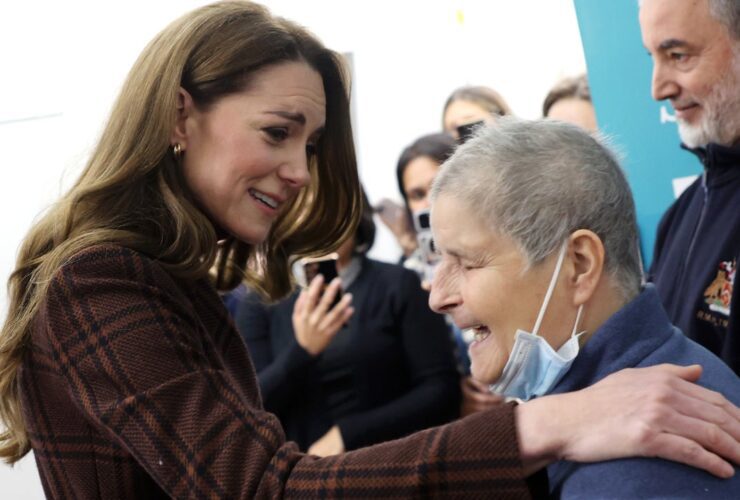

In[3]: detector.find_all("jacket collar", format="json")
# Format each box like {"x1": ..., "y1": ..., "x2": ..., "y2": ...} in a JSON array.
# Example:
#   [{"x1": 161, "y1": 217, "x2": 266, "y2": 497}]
[
  {"x1": 682, "y1": 143, "x2": 740, "y2": 187},
  {"x1": 549, "y1": 285, "x2": 675, "y2": 395},
  {"x1": 681, "y1": 142, "x2": 740, "y2": 169}
]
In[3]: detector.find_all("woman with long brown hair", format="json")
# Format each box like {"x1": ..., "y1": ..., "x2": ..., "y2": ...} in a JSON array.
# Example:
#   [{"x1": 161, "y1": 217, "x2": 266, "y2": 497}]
[{"x1": 1, "y1": 2, "x2": 739, "y2": 498}]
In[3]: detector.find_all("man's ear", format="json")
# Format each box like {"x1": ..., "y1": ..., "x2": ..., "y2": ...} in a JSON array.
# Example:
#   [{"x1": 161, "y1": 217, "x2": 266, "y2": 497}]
[
  {"x1": 170, "y1": 87, "x2": 194, "y2": 148},
  {"x1": 567, "y1": 229, "x2": 605, "y2": 307}
]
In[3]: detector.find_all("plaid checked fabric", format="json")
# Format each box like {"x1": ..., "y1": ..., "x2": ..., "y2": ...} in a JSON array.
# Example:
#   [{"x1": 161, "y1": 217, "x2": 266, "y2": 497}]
[{"x1": 19, "y1": 244, "x2": 529, "y2": 499}]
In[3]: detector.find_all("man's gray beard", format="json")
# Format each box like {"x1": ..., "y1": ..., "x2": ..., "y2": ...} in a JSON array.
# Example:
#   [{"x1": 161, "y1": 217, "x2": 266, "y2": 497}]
[{"x1": 678, "y1": 51, "x2": 740, "y2": 148}]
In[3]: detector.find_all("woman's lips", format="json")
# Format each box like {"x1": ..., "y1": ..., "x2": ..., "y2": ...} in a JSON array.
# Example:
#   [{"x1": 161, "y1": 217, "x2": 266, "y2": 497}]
[
  {"x1": 469, "y1": 325, "x2": 491, "y2": 352},
  {"x1": 248, "y1": 188, "x2": 287, "y2": 216}
]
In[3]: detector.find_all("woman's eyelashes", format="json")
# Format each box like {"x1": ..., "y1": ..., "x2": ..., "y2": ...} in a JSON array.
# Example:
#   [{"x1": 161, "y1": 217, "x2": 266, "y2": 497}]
[
  {"x1": 264, "y1": 127, "x2": 289, "y2": 142},
  {"x1": 263, "y1": 126, "x2": 318, "y2": 161}
]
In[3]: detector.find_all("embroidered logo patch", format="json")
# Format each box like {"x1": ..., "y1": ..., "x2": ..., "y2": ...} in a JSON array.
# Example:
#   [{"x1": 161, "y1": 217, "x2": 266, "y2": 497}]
[{"x1": 703, "y1": 259, "x2": 735, "y2": 317}]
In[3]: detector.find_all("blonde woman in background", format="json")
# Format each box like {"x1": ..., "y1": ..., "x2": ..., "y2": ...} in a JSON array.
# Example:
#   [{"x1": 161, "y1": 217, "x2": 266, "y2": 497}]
[
  {"x1": 543, "y1": 74, "x2": 598, "y2": 132},
  {"x1": 442, "y1": 85, "x2": 512, "y2": 141}
]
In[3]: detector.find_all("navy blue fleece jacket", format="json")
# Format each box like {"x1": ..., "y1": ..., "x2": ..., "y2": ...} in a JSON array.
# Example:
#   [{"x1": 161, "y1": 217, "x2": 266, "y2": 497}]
[{"x1": 649, "y1": 143, "x2": 740, "y2": 375}]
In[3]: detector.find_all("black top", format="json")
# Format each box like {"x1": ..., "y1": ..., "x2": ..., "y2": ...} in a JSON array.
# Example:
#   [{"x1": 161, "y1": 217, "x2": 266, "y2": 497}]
[
  {"x1": 649, "y1": 142, "x2": 740, "y2": 374},
  {"x1": 236, "y1": 257, "x2": 461, "y2": 451}
]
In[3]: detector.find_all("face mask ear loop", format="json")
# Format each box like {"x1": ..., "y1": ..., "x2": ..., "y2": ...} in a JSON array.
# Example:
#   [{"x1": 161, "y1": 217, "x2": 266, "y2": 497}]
[
  {"x1": 571, "y1": 304, "x2": 584, "y2": 338},
  {"x1": 532, "y1": 242, "x2": 568, "y2": 336}
]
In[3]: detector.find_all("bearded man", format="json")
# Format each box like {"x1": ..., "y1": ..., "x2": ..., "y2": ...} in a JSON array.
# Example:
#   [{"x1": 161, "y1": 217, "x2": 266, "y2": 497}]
[{"x1": 640, "y1": 0, "x2": 740, "y2": 374}]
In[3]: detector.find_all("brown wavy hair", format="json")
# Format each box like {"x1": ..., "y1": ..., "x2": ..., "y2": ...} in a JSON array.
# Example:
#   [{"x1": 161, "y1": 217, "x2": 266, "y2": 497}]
[{"x1": 0, "y1": 0, "x2": 361, "y2": 463}]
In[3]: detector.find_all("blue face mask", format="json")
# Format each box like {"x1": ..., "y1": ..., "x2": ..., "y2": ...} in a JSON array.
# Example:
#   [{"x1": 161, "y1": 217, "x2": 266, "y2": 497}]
[{"x1": 488, "y1": 243, "x2": 585, "y2": 401}]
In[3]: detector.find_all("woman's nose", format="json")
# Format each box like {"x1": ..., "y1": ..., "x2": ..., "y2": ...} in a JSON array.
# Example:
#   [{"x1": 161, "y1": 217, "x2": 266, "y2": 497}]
[
  {"x1": 428, "y1": 261, "x2": 461, "y2": 314},
  {"x1": 278, "y1": 148, "x2": 312, "y2": 188}
]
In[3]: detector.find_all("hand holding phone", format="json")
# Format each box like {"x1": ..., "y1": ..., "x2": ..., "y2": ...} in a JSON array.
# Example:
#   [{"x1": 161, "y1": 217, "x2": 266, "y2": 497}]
[
  {"x1": 301, "y1": 254, "x2": 342, "y2": 307},
  {"x1": 413, "y1": 208, "x2": 440, "y2": 284},
  {"x1": 375, "y1": 197, "x2": 415, "y2": 238},
  {"x1": 293, "y1": 254, "x2": 354, "y2": 355},
  {"x1": 375, "y1": 198, "x2": 417, "y2": 256},
  {"x1": 375, "y1": 198, "x2": 406, "y2": 229}
]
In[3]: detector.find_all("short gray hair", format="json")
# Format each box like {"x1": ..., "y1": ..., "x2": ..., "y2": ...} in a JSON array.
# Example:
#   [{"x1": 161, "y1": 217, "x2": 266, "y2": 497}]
[
  {"x1": 709, "y1": 0, "x2": 740, "y2": 40},
  {"x1": 431, "y1": 117, "x2": 643, "y2": 300},
  {"x1": 639, "y1": 0, "x2": 740, "y2": 40}
]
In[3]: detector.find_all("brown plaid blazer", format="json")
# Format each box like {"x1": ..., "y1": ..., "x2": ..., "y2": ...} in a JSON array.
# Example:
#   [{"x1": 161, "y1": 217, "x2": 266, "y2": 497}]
[{"x1": 19, "y1": 244, "x2": 529, "y2": 499}]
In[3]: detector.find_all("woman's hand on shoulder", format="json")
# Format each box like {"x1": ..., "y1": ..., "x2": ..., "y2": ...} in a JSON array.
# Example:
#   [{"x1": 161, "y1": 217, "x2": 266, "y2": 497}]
[
  {"x1": 292, "y1": 275, "x2": 354, "y2": 356},
  {"x1": 516, "y1": 364, "x2": 740, "y2": 477}
]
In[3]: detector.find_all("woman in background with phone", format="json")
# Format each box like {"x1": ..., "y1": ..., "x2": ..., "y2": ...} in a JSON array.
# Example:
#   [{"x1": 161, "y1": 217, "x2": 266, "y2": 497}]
[
  {"x1": 377, "y1": 86, "x2": 512, "y2": 263},
  {"x1": 442, "y1": 85, "x2": 512, "y2": 141},
  {"x1": 384, "y1": 132, "x2": 505, "y2": 417},
  {"x1": 236, "y1": 192, "x2": 461, "y2": 456},
  {"x1": 379, "y1": 132, "x2": 457, "y2": 278}
]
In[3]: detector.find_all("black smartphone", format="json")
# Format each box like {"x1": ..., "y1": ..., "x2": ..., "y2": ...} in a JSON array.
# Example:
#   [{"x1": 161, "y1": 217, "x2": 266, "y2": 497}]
[
  {"x1": 414, "y1": 209, "x2": 431, "y2": 232},
  {"x1": 302, "y1": 253, "x2": 342, "y2": 307},
  {"x1": 413, "y1": 209, "x2": 439, "y2": 279},
  {"x1": 456, "y1": 120, "x2": 485, "y2": 144}
]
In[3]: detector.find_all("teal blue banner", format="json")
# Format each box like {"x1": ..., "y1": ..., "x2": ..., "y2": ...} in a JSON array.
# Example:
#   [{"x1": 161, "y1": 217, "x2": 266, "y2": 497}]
[{"x1": 573, "y1": 0, "x2": 701, "y2": 268}]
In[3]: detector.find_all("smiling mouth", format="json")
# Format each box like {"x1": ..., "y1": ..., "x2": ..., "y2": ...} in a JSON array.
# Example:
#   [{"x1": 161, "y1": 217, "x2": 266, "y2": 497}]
[
  {"x1": 472, "y1": 325, "x2": 491, "y2": 343},
  {"x1": 673, "y1": 102, "x2": 699, "y2": 114},
  {"x1": 248, "y1": 188, "x2": 280, "y2": 209}
]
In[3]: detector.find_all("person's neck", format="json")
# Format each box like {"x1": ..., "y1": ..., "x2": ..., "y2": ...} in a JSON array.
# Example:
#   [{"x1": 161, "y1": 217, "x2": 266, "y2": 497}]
[
  {"x1": 578, "y1": 279, "x2": 632, "y2": 346},
  {"x1": 337, "y1": 253, "x2": 353, "y2": 272}
]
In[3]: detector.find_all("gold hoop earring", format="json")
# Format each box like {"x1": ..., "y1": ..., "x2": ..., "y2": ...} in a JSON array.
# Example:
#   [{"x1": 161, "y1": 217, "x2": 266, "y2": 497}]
[{"x1": 172, "y1": 143, "x2": 183, "y2": 160}]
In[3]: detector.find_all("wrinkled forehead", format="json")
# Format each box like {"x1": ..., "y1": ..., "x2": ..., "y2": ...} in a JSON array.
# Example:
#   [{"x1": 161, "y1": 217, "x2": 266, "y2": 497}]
[
  {"x1": 639, "y1": 0, "x2": 719, "y2": 46},
  {"x1": 430, "y1": 193, "x2": 499, "y2": 250}
]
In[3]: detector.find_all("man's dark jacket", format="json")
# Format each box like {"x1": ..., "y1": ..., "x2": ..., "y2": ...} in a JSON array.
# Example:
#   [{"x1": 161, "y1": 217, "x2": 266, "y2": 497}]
[{"x1": 649, "y1": 143, "x2": 740, "y2": 375}]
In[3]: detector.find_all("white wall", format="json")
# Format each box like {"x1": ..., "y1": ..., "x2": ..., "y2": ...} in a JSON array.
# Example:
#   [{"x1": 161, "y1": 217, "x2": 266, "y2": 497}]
[{"x1": 0, "y1": 1, "x2": 585, "y2": 495}]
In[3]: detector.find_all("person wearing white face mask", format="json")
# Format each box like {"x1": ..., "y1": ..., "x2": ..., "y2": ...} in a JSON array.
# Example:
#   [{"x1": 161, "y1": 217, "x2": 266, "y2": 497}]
[
  {"x1": 429, "y1": 117, "x2": 740, "y2": 497},
  {"x1": 488, "y1": 243, "x2": 585, "y2": 401}
]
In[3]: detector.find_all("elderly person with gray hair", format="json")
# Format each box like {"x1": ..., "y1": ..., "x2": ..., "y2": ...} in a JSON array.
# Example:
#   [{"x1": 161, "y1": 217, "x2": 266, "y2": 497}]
[
  {"x1": 640, "y1": 0, "x2": 740, "y2": 376},
  {"x1": 429, "y1": 118, "x2": 740, "y2": 497}
]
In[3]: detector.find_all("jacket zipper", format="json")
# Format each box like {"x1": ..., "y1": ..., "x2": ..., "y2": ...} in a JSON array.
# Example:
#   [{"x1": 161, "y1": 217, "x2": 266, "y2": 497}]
[{"x1": 677, "y1": 171, "x2": 709, "y2": 291}]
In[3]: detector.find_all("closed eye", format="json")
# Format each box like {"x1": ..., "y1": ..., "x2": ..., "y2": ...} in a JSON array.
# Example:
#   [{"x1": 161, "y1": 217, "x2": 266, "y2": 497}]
[{"x1": 461, "y1": 256, "x2": 486, "y2": 271}]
